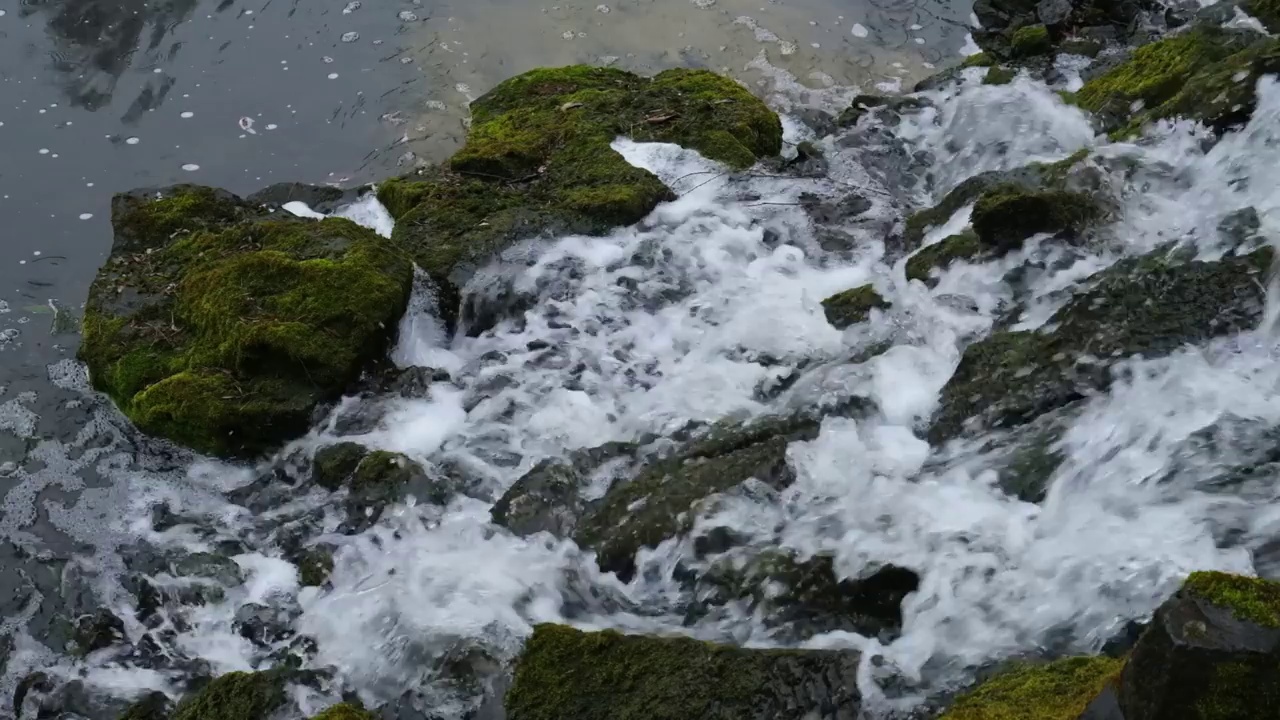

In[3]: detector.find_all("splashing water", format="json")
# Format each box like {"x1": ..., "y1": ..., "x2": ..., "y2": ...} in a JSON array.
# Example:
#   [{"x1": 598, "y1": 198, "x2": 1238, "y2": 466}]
[{"x1": 8, "y1": 59, "x2": 1280, "y2": 720}]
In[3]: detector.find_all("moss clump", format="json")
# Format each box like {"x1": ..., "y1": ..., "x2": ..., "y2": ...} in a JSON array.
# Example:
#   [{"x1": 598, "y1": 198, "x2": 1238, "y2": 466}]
[
  {"x1": 1010, "y1": 24, "x2": 1052, "y2": 58},
  {"x1": 1059, "y1": 39, "x2": 1103, "y2": 58},
  {"x1": 574, "y1": 414, "x2": 824, "y2": 579},
  {"x1": 902, "y1": 173, "x2": 1006, "y2": 251},
  {"x1": 984, "y1": 66, "x2": 1017, "y2": 85},
  {"x1": 1193, "y1": 660, "x2": 1280, "y2": 719},
  {"x1": 1184, "y1": 571, "x2": 1280, "y2": 628},
  {"x1": 905, "y1": 230, "x2": 984, "y2": 283},
  {"x1": 118, "y1": 692, "x2": 172, "y2": 720},
  {"x1": 389, "y1": 67, "x2": 780, "y2": 329},
  {"x1": 172, "y1": 671, "x2": 287, "y2": 720},
  {"x1": 310, "y1": 703, "x2": 376, "y2": 720},
  {"x1": 81, "y1": 194, "x2": 413, "y2": 458},
  {"x1": 1143, "y1": 37, "x2": 1280, "y2": 135},
  {"x1": 353, "y1": 450, "x2": 421, "y2": 490},
  {"x1": 941, "y1": 656, "x2": 1123, "y2": 720},
  {"x1": 962, "y1": 52, "x2": 995, "y2": 68},
  {"x1": 1075, "y1": 27, "x2": 1256, "y2": 131},
  {"x1": 313, "y1": 442, "x2": 368, "y2": 490},
  {"x1": 970, "y1": 184, "x2": 1100, "y2": 250},
  {"x1": 821, "y1": 284, "x2": 889, "y2": 329},
  {"x1": 110, "y1": 186, "x2": 254, "y2": 253},
  {"x1": 504, "y1": 624, "x2": 860, "y2": 720},
  {"x1": 295, "y1": 547, "x2": 335, "y2": 587},
  {"x1": 929, "y1": 247, "x2": 1274, "y2": 441}
]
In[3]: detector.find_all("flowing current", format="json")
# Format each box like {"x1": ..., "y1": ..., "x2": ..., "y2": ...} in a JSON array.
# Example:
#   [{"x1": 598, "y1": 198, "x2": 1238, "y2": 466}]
[{"x1": 6, "y1": 56, "x2": 1280, "y2": 718}]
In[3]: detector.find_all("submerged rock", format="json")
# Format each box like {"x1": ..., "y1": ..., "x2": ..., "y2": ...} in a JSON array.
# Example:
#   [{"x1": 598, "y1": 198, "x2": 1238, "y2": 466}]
[
  {"x1": 504, "y1": 624, "x2": 861, "y2": 720},
  {"x1": 573, "y1": 412, "x2": 840, "y2": 580},
  {"x1": 929, "y1": 246, "x2": 1273, "y2": 442},
  {"x1": 821, "y1": 285, "x2": 890, "y2": 330},
  {"x1": 694, "y1": 550, "x2": 920, "y2": 640},
  {"x1": 80, "y1": 185, "x2": 413, "y2": 458},
  {"x1": 379, "y1": 66, "x2": 782, "y2": 332}
]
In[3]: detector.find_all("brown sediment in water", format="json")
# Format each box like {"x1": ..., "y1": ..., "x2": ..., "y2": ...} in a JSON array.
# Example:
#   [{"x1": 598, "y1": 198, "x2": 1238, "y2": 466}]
[{"x1": 389, "y1": 0, "x2": 970, "y2": 163}]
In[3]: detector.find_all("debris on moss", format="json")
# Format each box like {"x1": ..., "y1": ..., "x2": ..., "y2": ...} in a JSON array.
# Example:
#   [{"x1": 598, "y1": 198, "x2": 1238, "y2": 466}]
[
  {"x1": 906, "y1": 230, "x2": 985, "y2": 283},
  {"x1": 310, "y1": 703, "x2": 377, "y2": 720},
  {"x1": 984, "y1": 66, "x2": 1018, "y2": 85},
  {"x1": 504, "y1": 624, "x2": 861, "y2": 720},
  {"x1": 171, "y1": 671, "x2": 288, "y2": 720},
  {"x1": 1010, "y1": 24, "x2": 1052, "y2": 58},
  {"x1": 821, "y1": 284, "x2": 889, "y2": 329},
  {"x1": 940, "y1": 656, "x2": 1124, "y2": 720},
  {"x1": 81, "y1": 192, "x2": 413, "y2": 458},
  {"x1": 1184, "y1": 571, "x2": 1280, "y2": 628}
]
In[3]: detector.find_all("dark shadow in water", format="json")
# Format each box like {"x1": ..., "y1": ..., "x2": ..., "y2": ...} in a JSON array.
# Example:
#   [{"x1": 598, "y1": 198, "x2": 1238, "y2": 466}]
[{"x1": 20, "y1": 0, "x2": 212, "y2": 113}]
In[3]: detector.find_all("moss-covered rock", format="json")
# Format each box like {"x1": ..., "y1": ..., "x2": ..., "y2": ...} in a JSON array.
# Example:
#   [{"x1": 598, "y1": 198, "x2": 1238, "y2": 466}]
[
  {"x1": 695, "y1": 550, "x2": 920, "y2": 640},
  {"x1": 1074, "y1": 27, "x2": 1264, "y2": 134},
  {"x1": 80, "y1": 186, "x2": 413, "y2": 458},
  {"x1": 1114, "y1": 572, "x2": 1280, "y2": 719},
  {"x1": 1011, "y1": 24, "x2": 1053, "y2": 57},
  {"x1": 574, "y1": 413, "x2": 841, "y2": 580},
  {"x1": 504, "y1": 624, "x2": 861, "y2": 720},
  {"x1": 310, "y1": 703, "x2": 377, "y2": 720},
  {"x1": 294, "y1": 546, "x2": 335, "y2": 587},
  {"x1": 381, "y1": 66, "x2": 780, "y2": 331},
  {"x1": 118, "y1": 692, "x2": 173, "y2": 720},
  {"x1": 821, "y1": 285, "x2": 889, "y2": 329},
  {"x1": 312, "y1": 442, "x2": 368, "y2": 491},
  {"x1": 940, "y1": 656, "x2": 1124, "y2": 719},
  {"x1": 929, "y1": 246, "x2": 1274, "y2": 442},
  {"x1": 906, "y1": 230, "x2": 985, "y2": 283},
  {"x1": 984, "y1": 66, "x2": 1018, "y2": 85},
  {"x1": 970, "y1": 184, "x2": 1099, "y2": 250},
  {"x1": 172, "y1": 671, "x2": 288, "y2": 720}
]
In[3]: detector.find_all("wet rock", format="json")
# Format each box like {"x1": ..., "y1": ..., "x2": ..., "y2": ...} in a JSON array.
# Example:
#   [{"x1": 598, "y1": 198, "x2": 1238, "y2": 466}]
[
  {"x1": 906, "y1": 230, "x2": 984, "y2": 284},
  {"x1": 1073, "y1": 27, "x2": 1272, "y2": 135},
  {"x1": 801, "y1": 192, "x2": 873, "y2": 225},
  {"x1": 970, "y1": 183, "x2": 1100, "y2": 251},
  {"x1": 821, "y1": 285, "x2": 890, "y2": 330},
  {"x1": 1111, "y1": 571, "x2": 1280, "y2": 719},
  {"x1": 1217, "y1": 207, "x2": 1261, "y2": 249},
  {"x1": 379, "y1": 66, "x2": 781, "y2": 330},
  {"x1": 378, "y1": 365, "x2": 450, "y2": 398},
  {"x1": 290, "y1": 545, "x2": 336, "y2": 587},
  {"x1": 343, "y1": 451, "x2": 430, "y2": 529},
  {"x1": 836, "y1": 94, "x2": 929, "y2": 128},
  {"x1": 118, "y1": 691, "x2": 174, "y2": 720},
  {"x1": 504, "y1": 624, "x2": 862, "y2": 720},
  {"x1": 574, "y1": 408, "x2": 869, "y2": 580},
  {"x1": 234, "y1": 603, "x2": 296, "y2": 647},
  {"x1": 929, "y1": 246, "x2": 1274, "y2": 443},
  {"x1": 938, "y1": 655, "x2": 1124, "y2": 718},
  {"x1": 694, "y1": 551, "x2": 920, "y2": 641},
  {"x1": 312, "y1": 442, "x2": 368, "y2": 491},
  {"x1": 245, "y1": 182, "x2": 357, "y2": 215},
  {"x1": 79, "y1": 184, "x2": 414, "y2": 458},
  {"x1": 973, "y1": 0, "x2": 1149, "y2": 59},
  {"x1": 491, "y1": 460, "x2": 584, "y2": 538},
  {"x1": 72, "y1": 608, "x2": 126, "y2": 655}
]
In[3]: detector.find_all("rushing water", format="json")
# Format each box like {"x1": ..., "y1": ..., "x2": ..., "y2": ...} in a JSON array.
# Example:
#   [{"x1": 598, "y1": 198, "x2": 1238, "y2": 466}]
[{"x1": 6, "y1": 3, "x2": 1280, "y2": 719}]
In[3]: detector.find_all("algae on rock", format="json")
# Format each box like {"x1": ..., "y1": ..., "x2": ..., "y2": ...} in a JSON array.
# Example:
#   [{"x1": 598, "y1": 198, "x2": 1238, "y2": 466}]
[
  {"x1": 80, "y1": 186, "x2": 413, "y2": 458},
  {"x1": 379, "y1": 66, "x2": 782, "y2": 331},
  {"x1": 821, "y1": 285, "x2": 889, "y2": 329},
  {"x1": 504, "y1": 624, "x2": 861, "y2": 720}
]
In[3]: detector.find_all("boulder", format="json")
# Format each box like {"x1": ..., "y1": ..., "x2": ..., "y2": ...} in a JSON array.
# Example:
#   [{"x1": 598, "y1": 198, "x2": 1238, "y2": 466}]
[
  {"x1": 929, "y1": 246, "x2": 1273, "y2": 442},
  {"x1": 573, "y1": 412, "x2": 840, "y2": 580},
  {"x1": 491, "y1": 441, "x2": 639, "y2": 538},
  {"x1": 170, "y1": 670, "x2": 289, "y2": 720},
  {"x1": 821, "y1": 285, "x2": 890, "y2": 329},
  {"x1": 693, "y1": 550, "x2": 920, "y2": 640},
  {"x1": 504, "y1": 624, "x2": 861, "y2": 720},
  {"x1": 378, "y1": 66, "x2": 782, "y2": 332},
  {"x1": 1073, "y1": 27, "x2": 1273, "y2": 135},
  {"x1": 972, "y1": 0, "x2": 1148, "y2": 59},
  {"x1": 79, "y1": 185, "x2": 413, "y2": 458}
]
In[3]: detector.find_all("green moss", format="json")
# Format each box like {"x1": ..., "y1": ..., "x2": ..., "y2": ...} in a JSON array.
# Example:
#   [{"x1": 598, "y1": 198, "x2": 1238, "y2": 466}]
[
  {"x1": 111, "y1": 186, "x2": 253, "y2": 252},
  {"x1": 906, "y1": 230, "x2": 984, "y2": 283},
  {"x1": 117, "y1": 692, "x2": 172, "y2": 720},
  {"x1": 505, "y1": 624, "x2": 858, "y2": 720},
  {"x1": 821, "y1": 284, "x2": 889, "y2": 329},
  {"x1": 1010, "y1": 24, "x2": 1052, "y2": 58},
  {"x1": 962, "y1": 52, "x2": 995, "y2": 68},
  {"x1": 940, "y1": 656, "x2": 1123, "y2": 720},
  {"x1": 296, "y1": 547, "x2": 335, "y2": 587},
  {"x1": 310, "y1": 703, "x2": 376, "y2": 720},
  {"x1": 313, "y1": 442, "x2": 368, "y2": 490},
  {"x1": 353, "y1": 450, "x2": 419, "y2": 490},
  {"x1": 1184, "y1": 571, "x2": 1280, "y2": 628},
  {"x1": 970, "y1": 184, "x2": 1100, "y2": 250},
  {"x1": 1144, "y1": 37, "x2": 1280, "y2": 135},
  {"x1": 81, "y1": 211, "x2": 412, "y2": 458},
  {"x1": 902, "y1": 173, "x2": 1004, "y2": 251},
  {"x1": 574, "y1": 414, "x2": 822, "y2": 578},
  {"x1": 1075, "y1": 28, "x2": 1256, "y2": 130},
  {"x1": 1245, "y1": 0, "x2": 1280, "y2": 32},
  {"x1": 172, "y1": 671, "x2": 287, "y2": 720},
  {"x1": 375, "y1": 177, "x2": 433, "y2": 220},
  {"x1": 1194, "y1": 659, "x2": 1280, "y2": 719},
  {"x1": 984, "y1": 66, "x2": 1017, "y2": 85}
]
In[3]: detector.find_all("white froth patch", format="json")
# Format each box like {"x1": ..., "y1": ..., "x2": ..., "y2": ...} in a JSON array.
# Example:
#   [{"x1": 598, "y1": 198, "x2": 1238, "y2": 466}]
[{"x1": 851, "y1": 23, "x2": 869, "y2": 38}]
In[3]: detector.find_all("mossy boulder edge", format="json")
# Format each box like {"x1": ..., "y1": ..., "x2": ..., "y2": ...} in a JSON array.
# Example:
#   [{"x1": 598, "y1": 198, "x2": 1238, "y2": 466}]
[
  {"x1": 80, "y1": 185, "x2": 413, "y2": 459},
  {"x1": 504, "y1": 624, "x2": 861, "y2": 720},
  {"x1": 377, "y1": 65, "x2": 782, "y2": 331}
]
